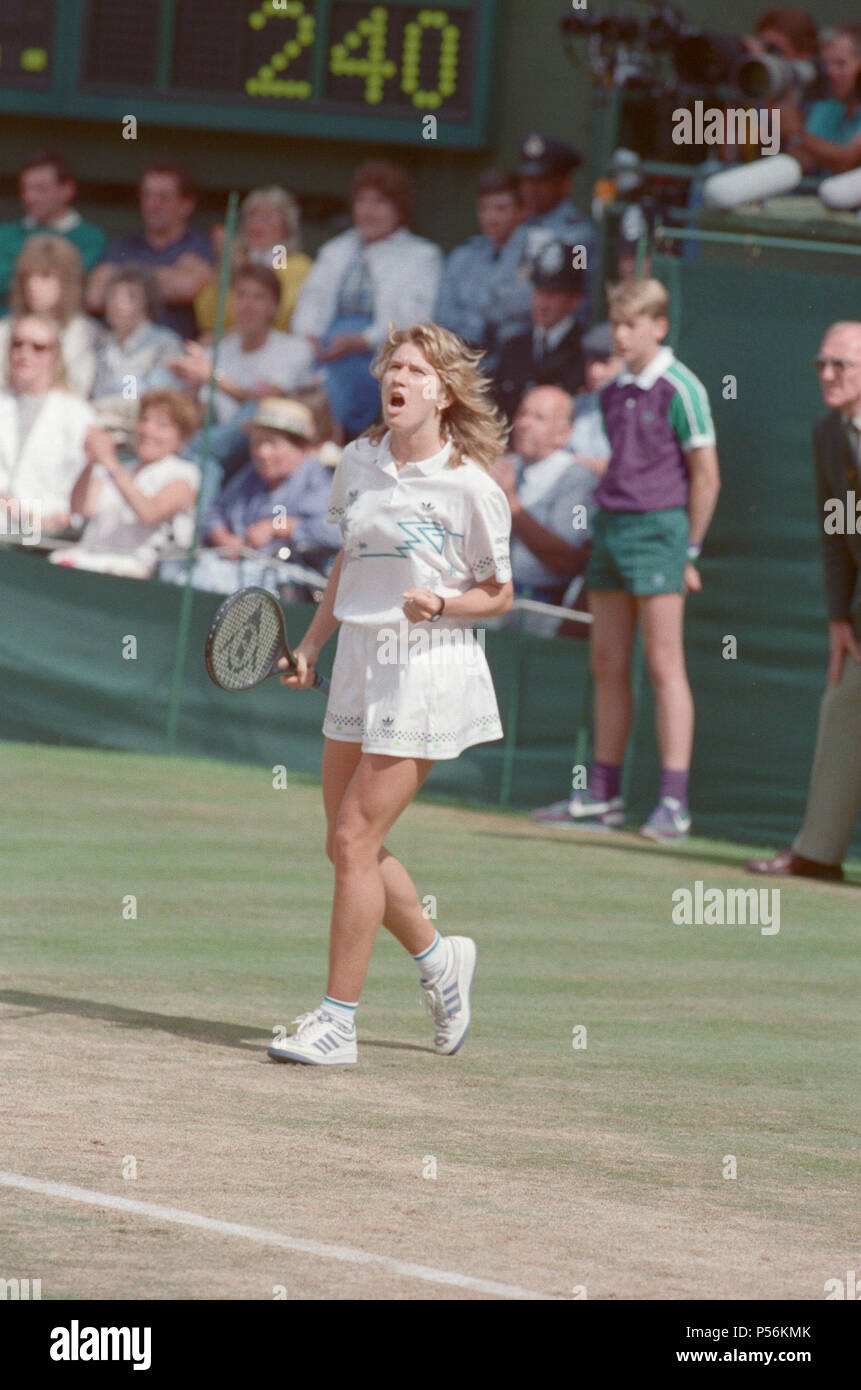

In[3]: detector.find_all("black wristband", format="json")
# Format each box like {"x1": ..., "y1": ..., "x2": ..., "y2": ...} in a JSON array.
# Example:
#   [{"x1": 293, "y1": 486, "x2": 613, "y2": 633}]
[{"x1": 430, "y1": 595, "x2": 445, "y2": 623}]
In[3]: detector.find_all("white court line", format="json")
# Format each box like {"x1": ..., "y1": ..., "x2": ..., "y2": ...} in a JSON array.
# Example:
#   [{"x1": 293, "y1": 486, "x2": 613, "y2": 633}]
[{"x1": 0, "y1": 1170, "x2": 562, "y2": 1301}]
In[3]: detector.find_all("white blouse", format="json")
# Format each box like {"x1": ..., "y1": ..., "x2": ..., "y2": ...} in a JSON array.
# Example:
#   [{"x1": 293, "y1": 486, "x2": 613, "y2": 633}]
[
  {"x1": 77, "y1": 453, "x2": 200, "y2": 570},
  {"x1": 291, "y1": 228, "x2": 444, "y2": 351},
  {"x1": 327, "y1": 431, "x2": 512, "y2": 628}
]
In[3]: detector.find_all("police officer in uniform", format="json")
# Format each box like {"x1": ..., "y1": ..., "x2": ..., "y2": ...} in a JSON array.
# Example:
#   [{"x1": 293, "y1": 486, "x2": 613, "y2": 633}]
[
  {"x1": 484, "y1": 135, "x2": 596, "y2": 361},
  {"x1": 492, "y1": 238, "x2": 586, "y2": 425},
  {"x1": 434, "y1": 170, "x2": 524, "y2": 362}
]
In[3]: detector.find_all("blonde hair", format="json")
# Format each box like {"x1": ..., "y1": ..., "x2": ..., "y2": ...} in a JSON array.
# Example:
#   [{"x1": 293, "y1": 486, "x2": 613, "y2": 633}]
[
  {"x1": 607, "y1": 277, "x2": 670, "y2": 322},
  {"x1": 8, "y1": 312, "x2": 67, "y2": 388},
  {"x1": 240, "y1": 187, "x2": 302, "y2": 255},
  {"x1": 11, "y1": 233, "x2": 84, "y2": 326},
  {"x1": 366, "y1": 322, "x2": 509, "y2": 473}
]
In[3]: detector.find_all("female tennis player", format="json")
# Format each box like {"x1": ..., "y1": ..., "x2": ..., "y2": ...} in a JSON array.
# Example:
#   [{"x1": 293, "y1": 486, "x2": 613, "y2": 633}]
[{"x1": 267, "y1": 322, "x2": 513, "y2": 1066}]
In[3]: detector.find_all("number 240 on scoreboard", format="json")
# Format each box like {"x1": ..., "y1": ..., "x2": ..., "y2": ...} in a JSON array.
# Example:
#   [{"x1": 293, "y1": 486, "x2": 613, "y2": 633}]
[
  {"x1": 247, "y1": 3, "x2": 464, "y2": 111},
  {"x1": 2, "y1": 0, "x2": 495, "y2": 148}
]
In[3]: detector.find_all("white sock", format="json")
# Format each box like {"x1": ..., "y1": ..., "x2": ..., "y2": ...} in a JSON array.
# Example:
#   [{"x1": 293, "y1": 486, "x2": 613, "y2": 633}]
[
  {"x1": 320, "y1": 995, "x2": 357, "y2": 1032},
  {"x1": 413, "y1": 932, "x2": 450, "y2": 984}
]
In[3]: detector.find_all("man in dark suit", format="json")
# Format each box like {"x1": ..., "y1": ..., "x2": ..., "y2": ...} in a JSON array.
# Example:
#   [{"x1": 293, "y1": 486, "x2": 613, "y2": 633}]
[
  {"x1": 493, "y1": 238, "x2": 585, "y2": 425},
  {"x1": 748, "y1": 320, "x2": 861, "y2": 880}
]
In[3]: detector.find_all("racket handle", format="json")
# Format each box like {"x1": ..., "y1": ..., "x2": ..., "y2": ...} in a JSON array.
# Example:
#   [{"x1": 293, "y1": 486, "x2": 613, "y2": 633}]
[{"x1": 282, "y1": 645, "x2": 328, "y2": 694}]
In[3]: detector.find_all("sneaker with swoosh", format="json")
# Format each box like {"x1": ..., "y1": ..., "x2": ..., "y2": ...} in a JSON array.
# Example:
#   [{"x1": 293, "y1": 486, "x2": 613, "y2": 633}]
[
  {"x1": 532, "y1": 795, "x2": 626, "y2": 828},
  {"x1": 639, "y1": 796, "x2": 691, "y2": 843},
  {"x1": 564, "y1": 790, "x2": 626, "y2": 828}
]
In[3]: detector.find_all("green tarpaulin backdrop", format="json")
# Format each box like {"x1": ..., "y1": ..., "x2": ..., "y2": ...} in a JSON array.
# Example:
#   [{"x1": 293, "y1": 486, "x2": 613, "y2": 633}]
[{"x1": 1, "y1": 257, "x2": 858, "y2": 853}]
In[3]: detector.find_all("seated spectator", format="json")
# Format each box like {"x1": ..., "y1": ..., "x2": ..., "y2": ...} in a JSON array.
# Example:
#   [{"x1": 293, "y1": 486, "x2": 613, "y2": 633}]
[
  {"x1": 490, "y1": 386, "x2": 595, "y2": 620},
  {"x1": 434, "y1": 170, "x2": 524, "y2": 363},
  {"x1": 287, "y1": 381, "x2": 343, "y2": 472},
  {"x1": 167, "y1": 397, "x2": 341, "y2": 596},
  {"x1": 780, "y1": 22, "x2": 861, "y2": 172},
  {"x1": 493, "y1": 240, "x2": 585, "y2": 425},
  {"x1": 86, "y1": 164, "x2": 214, "y2": 338},
  {"x1": 484, "y1": 135, "x2": 596, "y2": 351},
  {"x1": 194, "y1": 187, "x2": 313, "y2": 334},
  {"x1": 291, "y1": 160, "x2": 443, "y2": 437},
  {"x1": 567, "y1": 323, "x2": 622, "y2": 478},
  {"x1": 0, "y1": 153, "x2": 107, "y2": 311},
  {"x1": 50, "y1": 390, "x2": 200, "y2": 579},
  {"x1": 0, "y1": 234, "x2": 103, "y2": 397},
  {"x1": 170, "y1": 265, "x2": 314, "y2": 427},
  {"x1": 0, "y1": 313, "x2": 95, "y2": 532},
  {"x1": 90, "y1": 267, "x2": 184, "y2": 448},
  {"x1": 170, "y1": 263, "x2": 315, "y2": 503}
]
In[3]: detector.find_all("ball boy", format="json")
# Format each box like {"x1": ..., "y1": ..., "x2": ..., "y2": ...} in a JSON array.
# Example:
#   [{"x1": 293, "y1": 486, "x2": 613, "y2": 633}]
[{"x1": 566, "y1": 278, "x2": 720, "y2": 841}]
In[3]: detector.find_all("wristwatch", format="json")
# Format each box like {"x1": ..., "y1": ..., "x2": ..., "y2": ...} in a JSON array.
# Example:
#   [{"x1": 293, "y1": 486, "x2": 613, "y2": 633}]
[{"x1": 429, "y1": 596, "x2": 445, "y2": 623}]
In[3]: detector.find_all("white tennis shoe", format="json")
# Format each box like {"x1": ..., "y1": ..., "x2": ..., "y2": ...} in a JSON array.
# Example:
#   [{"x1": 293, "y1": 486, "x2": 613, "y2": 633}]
[
  {"x1": 267, "y1": 1008, "x2": 357, "y2": 1066},
  {"x1": 420, "y1": 936, "x2": 477, "y2": 1056}
]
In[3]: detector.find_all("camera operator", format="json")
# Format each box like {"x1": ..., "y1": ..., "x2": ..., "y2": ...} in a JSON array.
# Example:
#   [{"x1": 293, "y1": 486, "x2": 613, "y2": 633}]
[
  {"x1": 778, "y1": 23, "x2": 861, "y2": 174},
  {"x1": 746, "y1": 8, "x2": 817, "y2": 69},
  {"x1": 714, "y1": 8, "x2": 818, "y2": 163}
]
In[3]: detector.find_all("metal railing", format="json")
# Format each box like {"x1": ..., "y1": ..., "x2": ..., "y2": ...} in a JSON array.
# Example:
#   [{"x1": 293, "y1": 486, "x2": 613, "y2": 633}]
[{"x1": 654, "y1": 223, "x2": 861, "y2": 258}]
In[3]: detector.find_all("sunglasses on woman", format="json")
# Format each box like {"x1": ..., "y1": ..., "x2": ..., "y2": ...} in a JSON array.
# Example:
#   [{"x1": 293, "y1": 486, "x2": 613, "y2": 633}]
[{"x1": 11, "y1": 337, "x2": 55, "y2": 352}]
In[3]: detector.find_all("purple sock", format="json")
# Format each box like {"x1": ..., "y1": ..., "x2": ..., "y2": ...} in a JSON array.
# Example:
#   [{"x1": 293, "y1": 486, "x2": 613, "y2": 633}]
[
  {"x1": 591, "y1": 761, "x2": 621, "y2": 801},
  {"x1": 659, "y1": 768, "x2": 689, "y2": 806}
]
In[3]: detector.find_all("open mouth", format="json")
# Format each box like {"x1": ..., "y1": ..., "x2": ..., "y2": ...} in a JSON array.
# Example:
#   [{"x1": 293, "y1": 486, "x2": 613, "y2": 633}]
[{"x1": 388, "y1": 389, "x2": 406, "y2": 411}]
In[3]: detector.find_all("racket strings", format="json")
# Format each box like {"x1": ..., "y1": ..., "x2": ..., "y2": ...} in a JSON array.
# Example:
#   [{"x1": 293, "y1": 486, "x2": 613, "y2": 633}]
[{"x1": 209, "y1": 593, "x2": 283, "y2": 691}]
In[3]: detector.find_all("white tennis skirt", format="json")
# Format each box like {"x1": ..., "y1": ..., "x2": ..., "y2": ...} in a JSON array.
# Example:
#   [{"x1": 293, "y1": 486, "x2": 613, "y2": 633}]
[{"x1": 322, "y1": 619, "x2": 504, "y2": 760}]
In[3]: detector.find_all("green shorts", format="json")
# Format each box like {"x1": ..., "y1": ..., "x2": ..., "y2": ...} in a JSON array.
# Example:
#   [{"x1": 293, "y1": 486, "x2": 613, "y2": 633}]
[{"x1": 588, "y1": 507, "x2": 688, "y2": 596}]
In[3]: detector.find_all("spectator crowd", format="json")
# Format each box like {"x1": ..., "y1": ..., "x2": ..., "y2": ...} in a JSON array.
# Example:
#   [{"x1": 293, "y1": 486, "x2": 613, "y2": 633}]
[
  {"x1": 1, "y1": 7, "x2": 860, "y2": 857},
  {"x1": 0, "y1": 11, "x2": 858, "y2": 613},
  {"x1": 0, "y1": 135, "x2": 609, "y2": 608}
]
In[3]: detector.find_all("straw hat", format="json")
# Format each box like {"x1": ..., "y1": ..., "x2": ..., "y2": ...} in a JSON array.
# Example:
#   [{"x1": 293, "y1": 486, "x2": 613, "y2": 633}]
[{"x1": 244, "y1": 396, "x2": 315, "y2": 440}]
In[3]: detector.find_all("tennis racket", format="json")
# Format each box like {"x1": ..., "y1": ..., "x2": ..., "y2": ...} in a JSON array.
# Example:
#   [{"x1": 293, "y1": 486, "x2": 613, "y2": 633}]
[{"x1": 204, "y1": 586, "x2": 329, "y2": 694}]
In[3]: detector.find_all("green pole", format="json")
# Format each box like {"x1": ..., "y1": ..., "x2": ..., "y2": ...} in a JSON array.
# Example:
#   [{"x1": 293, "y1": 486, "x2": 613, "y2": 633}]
[
  {"x1": 164, "y1": 190, "x2": 240, "y2": 755},
  {"x1": 499, "y1": 607, "x2": 525, "y2": 808}
]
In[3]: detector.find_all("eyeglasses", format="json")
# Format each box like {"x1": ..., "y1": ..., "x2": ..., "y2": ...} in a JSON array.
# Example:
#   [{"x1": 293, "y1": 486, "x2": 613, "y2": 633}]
[
  {"x1": 11, "y1": 337, "x2": 54, "y2": 351},
  {"x1": 812, "y1": 357, "x2": 861, "y2": 374}
]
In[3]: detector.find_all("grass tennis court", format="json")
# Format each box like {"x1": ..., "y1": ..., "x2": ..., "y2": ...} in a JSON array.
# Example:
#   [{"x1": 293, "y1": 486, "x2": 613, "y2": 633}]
[{"x1": 2, "y1": 739, "x2": 858, "y2": 1300}]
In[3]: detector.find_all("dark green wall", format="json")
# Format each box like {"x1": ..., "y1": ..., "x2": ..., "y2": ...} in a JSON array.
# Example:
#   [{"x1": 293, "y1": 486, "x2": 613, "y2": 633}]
[{"x1": 2, "y1": 0, "x2": 860, "y2": 251}]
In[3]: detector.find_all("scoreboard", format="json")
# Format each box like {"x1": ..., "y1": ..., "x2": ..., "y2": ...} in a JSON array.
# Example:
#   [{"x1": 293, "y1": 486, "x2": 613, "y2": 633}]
[{"x1": 0, "y1": 0, "x2": 497, "y2": 147}]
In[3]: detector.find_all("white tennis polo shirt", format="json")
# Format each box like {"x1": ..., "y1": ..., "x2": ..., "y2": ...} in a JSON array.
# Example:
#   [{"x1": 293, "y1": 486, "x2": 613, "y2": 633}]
[{"x1": 327, "y1": 430, "x2": 512, "y2": 628}]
